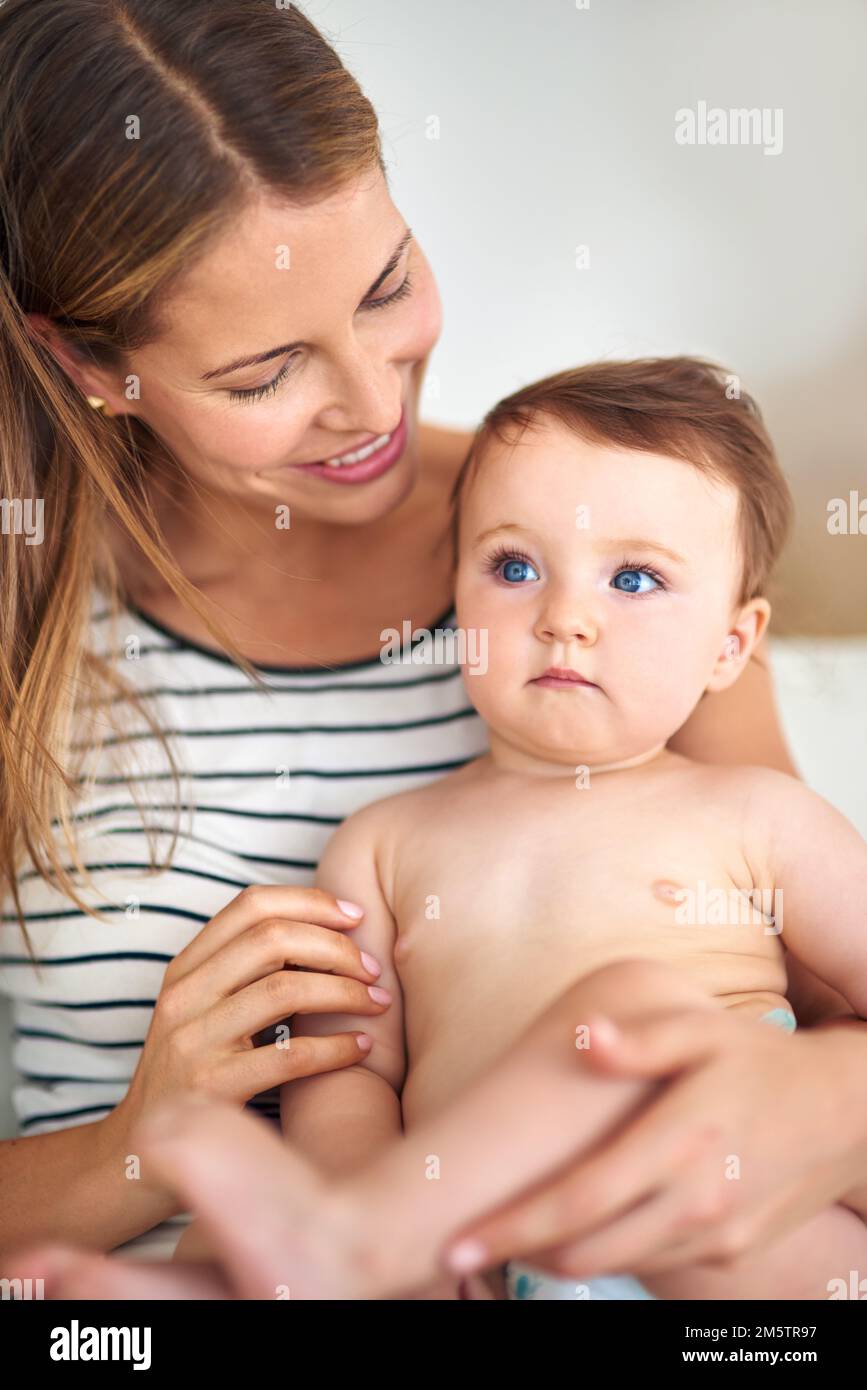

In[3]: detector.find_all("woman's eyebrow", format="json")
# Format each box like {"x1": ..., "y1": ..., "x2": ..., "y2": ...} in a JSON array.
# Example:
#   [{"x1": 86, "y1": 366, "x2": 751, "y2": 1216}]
[{"x1": 199, "y1": 228, "x2": 414, "y2": 382}]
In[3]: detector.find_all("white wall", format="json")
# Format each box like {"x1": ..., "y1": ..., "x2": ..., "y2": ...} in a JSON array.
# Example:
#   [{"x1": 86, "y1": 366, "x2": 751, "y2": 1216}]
[{"x1": 309, "y1": 0, "x2": 867, "y2": 632}]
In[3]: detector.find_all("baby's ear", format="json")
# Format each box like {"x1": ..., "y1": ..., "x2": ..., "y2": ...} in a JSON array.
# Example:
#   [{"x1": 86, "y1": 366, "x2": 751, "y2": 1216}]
[{"x1": 705, "y1": 597, "x2": 771, "y2": 693}]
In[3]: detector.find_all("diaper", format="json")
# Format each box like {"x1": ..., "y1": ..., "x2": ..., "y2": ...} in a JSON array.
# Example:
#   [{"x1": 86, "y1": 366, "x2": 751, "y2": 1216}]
[
  {"x1": 506, "y1": 1005, "x2": 797, "y2": 1300},
  {"x1": 506, "y1": 1267, "x2": 656, "y2": 1301}
]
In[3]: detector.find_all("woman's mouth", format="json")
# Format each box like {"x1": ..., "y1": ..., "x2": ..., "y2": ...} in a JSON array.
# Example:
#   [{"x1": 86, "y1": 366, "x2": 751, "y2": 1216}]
[{"x1": 290, "y1": 408, "x2": 408, "y2": 485}]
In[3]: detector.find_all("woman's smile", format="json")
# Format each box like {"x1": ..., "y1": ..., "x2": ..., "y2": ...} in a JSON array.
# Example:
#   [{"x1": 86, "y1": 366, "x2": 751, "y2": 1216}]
[{"x1": 285, "y1": 405, "x2": 408, "y2": 485}]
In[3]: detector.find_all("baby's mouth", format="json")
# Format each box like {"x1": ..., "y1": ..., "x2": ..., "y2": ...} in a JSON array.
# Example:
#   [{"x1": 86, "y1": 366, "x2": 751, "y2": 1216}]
[{"x1": 531, "y1": 666, "x2": 599, "y2": 690}]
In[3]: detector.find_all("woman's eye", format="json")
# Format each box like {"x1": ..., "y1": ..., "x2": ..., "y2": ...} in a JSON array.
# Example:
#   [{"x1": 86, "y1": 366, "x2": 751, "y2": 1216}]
[
  {"x1": 228, "y1": 357, "x2": 296, "y2": 404},
  {"x1": 365, "y1": 270, "x2": 414, "y2": 311},
  {"x1": 611, "y1": 568, "x2": 659, "y2": 594},
  {"x1": 226, "y1": 271, "x2": 413, "y2": 406},
  {"x1": 499, "y1": 557, "x2": 540, "y2": 584}
]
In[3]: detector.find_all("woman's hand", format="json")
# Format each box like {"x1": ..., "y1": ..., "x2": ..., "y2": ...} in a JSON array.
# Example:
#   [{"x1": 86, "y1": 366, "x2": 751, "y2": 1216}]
[
  {"x1": 118, "y1": 885, "x2": 389, "y2": 1130},
  {"x1": 447, "y1": 1009, "x2": 867, "y2": 1280}
]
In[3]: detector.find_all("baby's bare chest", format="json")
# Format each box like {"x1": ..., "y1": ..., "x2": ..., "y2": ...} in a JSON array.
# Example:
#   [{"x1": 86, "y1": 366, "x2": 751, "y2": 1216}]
[
  {"x1": 397, "y1": 797, "x2": 752, "y2": 940},
  {"x1": 391, "y1": 786, "x2": 783, "y2": 1071}
]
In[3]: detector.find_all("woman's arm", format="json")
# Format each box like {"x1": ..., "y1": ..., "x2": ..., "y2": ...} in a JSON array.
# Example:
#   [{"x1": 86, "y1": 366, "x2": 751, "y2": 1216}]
[
  {"x1": 668, "y1": 637, "x2": 799, "y2": 774},
  {"x1": 0, "y1": 1101, "x2": 178, "y2": 1257}
]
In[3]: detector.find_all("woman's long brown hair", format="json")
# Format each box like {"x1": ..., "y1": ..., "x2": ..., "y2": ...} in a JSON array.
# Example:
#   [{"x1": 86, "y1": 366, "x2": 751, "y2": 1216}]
[{"x1": 0, "y1": 0, "x2": 383, "y2": 951}]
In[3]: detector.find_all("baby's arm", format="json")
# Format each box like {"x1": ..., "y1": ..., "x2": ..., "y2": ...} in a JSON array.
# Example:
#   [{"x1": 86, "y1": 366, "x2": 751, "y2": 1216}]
[
  {"x1": 280, "y1": 804, "x2": 407, "y2": 1178},
  {"x1": 757, "y1": 772, "x2": 867, "y2": 1019}
]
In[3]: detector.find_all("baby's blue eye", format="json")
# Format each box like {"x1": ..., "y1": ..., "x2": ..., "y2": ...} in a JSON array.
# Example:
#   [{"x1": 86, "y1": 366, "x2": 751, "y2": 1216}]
[
  {"x1": 500, "y1": 558, "x2": 539, "y2": 583},
  {"x1": 612, "y1": 568, "x2": 659, "y2": 594}
]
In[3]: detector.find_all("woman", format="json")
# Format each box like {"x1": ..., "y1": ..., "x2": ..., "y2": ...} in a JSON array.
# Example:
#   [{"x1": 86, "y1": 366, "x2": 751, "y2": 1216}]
[{"x1": 1, "y1": 0, "x2": 865, "y2": 1287}]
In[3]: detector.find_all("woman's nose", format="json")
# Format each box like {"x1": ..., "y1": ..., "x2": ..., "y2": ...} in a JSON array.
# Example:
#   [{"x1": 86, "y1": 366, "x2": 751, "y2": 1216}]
[{"x1": 319, "y1": 337, "x2": 404, "y2": 436}]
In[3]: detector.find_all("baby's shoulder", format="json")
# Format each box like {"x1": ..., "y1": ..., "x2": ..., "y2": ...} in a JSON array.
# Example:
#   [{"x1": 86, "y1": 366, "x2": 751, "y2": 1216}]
[
  {"x1": 337, "y1": 766, "x2": 472, "y2": 847},
  {"x1": 679, "y1": 758, "x2": 808, "y2": 818}
]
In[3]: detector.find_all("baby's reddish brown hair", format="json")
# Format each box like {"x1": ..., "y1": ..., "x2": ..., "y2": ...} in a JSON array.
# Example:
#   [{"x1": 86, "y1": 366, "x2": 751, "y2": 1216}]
[{"x1": 453, "y1": 356, "x2": 792, "y2": 603}]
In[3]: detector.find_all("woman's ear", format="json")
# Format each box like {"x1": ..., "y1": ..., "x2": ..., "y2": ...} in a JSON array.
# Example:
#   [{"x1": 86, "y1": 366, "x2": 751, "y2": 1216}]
[
  {"x1": 705, "y1": 597, "x2": 771, "y2": 693},
  {"x1": 25, "y1": 312, "x2": 130, "y2": 415}
]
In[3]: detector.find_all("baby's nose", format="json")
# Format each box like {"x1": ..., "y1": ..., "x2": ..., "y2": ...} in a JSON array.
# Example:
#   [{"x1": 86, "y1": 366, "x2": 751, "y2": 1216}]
[{"x1": 534, "y1": 599, "x2": 598, "y2": 644}]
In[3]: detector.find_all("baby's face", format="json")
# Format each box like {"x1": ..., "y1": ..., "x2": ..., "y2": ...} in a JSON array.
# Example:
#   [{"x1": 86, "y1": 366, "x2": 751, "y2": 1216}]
[{"x1": 455, "y1": 418, "x2": 752, "y2": 769}]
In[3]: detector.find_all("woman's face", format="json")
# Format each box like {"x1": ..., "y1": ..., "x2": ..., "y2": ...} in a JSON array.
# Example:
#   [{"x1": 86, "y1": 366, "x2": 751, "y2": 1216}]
[{"x1": 92, "y1": 169, "x2": 441, "y2": 526}]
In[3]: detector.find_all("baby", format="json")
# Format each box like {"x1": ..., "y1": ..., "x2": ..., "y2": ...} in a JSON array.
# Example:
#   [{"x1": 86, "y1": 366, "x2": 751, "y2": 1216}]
[{"x1": 269, "y1": 357, "x2": 867, "y2": 1300}]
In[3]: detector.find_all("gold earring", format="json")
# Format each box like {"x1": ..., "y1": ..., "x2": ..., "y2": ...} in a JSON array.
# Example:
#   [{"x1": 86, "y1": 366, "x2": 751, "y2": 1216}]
[{"x1": 86, "y1": 395, "x2": 114, "y2": 417}]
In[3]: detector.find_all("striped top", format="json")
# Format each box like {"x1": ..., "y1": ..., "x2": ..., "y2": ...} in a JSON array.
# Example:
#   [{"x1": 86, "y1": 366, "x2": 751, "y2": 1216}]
[{"x1": 0, "y1": 588, "x2": 488, "y2": 1257}]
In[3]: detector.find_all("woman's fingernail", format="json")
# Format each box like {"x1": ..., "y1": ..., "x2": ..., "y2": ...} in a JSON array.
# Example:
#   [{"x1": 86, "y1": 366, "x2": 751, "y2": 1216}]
[
  {"x1": 446, "y1": 1238, "x2": 488, "y2": 1274},
  {"x1": 355, "y1": 1033, "x2": 373, "y2": 1051},
  {"x1": 337, "y1": 899, "x2": 364, "y2": 919},
  {"x1": 368, "y1": 985, "x2": 392, "y2": 1005},
  {"x1": 360, "y1": 951, "x2": 381, "y2": 977}
]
